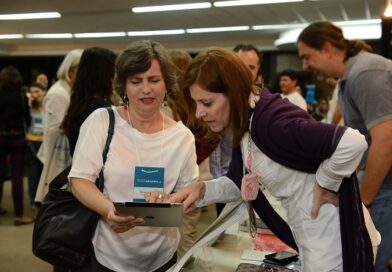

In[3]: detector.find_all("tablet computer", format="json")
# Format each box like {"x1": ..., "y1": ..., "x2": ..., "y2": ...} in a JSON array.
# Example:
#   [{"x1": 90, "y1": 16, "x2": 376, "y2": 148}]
[{"x1": 113, "y1": 202, "x2": 183, "y2": 227}]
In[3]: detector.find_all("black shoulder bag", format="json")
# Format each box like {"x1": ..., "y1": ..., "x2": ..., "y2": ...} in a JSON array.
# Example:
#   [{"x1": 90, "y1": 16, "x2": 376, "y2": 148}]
[{"x1": 32, "y1": 107, "x2": 115, "y2": 269}]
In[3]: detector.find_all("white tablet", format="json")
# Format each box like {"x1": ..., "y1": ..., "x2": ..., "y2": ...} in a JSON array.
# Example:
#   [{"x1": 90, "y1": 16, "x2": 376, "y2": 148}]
[{"x1": 113, "y1": 202, "x2": 183, "y2": 227}]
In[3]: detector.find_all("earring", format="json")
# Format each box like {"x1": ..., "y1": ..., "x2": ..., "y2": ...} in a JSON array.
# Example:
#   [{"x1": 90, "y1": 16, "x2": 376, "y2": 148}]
[{"x1": 123, "y1": 95, "x2": 129, "y2": 106}]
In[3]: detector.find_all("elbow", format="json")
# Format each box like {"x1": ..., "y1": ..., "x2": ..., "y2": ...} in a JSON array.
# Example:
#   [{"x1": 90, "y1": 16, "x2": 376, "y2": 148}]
[
  {"x1": 345, "y1": 128, "x2": 368, "y2": 155},
  {"x1": 358, "y1": 133, "x2": 368, "y2": 154}
]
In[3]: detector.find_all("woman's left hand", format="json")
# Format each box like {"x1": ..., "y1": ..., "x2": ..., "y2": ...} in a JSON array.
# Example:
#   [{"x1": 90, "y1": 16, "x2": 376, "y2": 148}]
[
  {"x1": 311, "y1": 182, "x2": 339, "y2": 219},
  {"x1": 106, "y1": 205, "x2": 145, "y2": 233}
]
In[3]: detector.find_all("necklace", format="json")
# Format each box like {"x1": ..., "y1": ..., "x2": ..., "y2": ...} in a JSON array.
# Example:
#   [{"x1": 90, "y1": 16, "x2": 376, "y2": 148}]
[{"x1": 125, "y1": 105, "x2": 165, "y2": 166}]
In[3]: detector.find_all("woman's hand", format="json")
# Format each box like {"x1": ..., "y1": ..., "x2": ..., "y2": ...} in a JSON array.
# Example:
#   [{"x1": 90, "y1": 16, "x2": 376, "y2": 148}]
[
  {"x1": 311, "y1": 182, "x2": 339, "y2": 219},
  {"x1": 168, "y1": 182, "x2": 206, "y2": 213},
  {"x1": 144, "y1": 190, "x2": 170, "y2": 203},
  {"x1": 105, "y1": 205, "x2": 145, "y2": 233}
]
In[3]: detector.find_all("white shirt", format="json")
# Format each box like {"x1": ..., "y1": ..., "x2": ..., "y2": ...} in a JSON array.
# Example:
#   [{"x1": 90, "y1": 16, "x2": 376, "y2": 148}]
[
  {"x1": 197, "y1": 128, "x2": 368, "y2": 272},
  {"x1": 281, "y1": 92, "x2": 308, "y2": 111},
  {"x1": 69, "y1": 107, "x2": 198, "y2": 272},
  {"x1": 37, "y1": 79, "x2": 71, "y2": 162},
  {"x1": 35, "y1": 80, "x2": 72, "y2": 202}
]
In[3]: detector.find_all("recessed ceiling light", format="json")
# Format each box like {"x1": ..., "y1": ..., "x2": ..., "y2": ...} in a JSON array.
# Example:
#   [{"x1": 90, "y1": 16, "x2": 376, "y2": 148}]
[
  {"x1": 25, "y1": 33, "x2": 72, "y2": 39},
  {"x1": 213, "y1": 0, "x2": 303, "y2": 7},
  {"x1": 0, "y1": 34, "x2": 24, "y2": 39},
  {"x1": 132, "y1": 2, "x2": 211, "y2": 13},
  {"x1": 127, "y1": 29, "x2": 185, "y2": 36},
  {"x1": 0, "y1": 12, "x2": 61, "y2": 20},
  {"x1": 252, "y1": 23, "x2": 306, "y2": 30},
  {"x1": 186, "y1": 26, "x2": 250, "y2": 33},
  {"x1": 74, "y1": 32, "x2": 126, "y2": 38}
]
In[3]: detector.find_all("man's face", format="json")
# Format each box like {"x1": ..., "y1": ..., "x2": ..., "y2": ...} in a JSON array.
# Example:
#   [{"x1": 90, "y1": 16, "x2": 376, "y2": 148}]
[
  {"x1": 279, "y1": 76, "x2": 297, "y2": 95},
  {"x1": 236, "y1": 50, "x2": 260, "y2": 82},
  {"x1": 297, "y1": 41, "x2": 336, "y2": 78}
]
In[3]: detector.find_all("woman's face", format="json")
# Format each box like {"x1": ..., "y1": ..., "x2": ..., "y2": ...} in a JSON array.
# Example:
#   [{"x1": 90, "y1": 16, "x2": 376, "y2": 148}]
[
  {"x1": 125, "y1": 58, "x2": 166, "y2": 117},
  {"x1": 29, "y1": 86, "x2": 46, "y2": 103},
  {"x1": 189, "y1": 83, "x2": 230, "y2": 133}
]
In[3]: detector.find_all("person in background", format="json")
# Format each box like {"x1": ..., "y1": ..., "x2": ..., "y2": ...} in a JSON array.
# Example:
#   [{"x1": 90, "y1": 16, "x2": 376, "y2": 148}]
[
  {"x1": 169, "y1": 47, "x2": 379, "y2": 271},
  {"x1": 297, "y1": 21, "x2": 392, "y2": 272},
  {"x1": 35, "y1": 49, "x2": 83, "y2": 203},
  {"x1": 35, "y1": 73, "x2": 49, "y2": 90},
  {"x1": 68, "y1": 40, "x2": 198, "y2": 272},
  {"x1": 61, "y1": 47, "x2": 116, "y2": 156},
  {"x1": 325, "y1": 77, "x2": 344, "y2": 125},
  {"x1": 279, "y1": 69, "x2": 308, "y2": 111},
  {"x1": 26, "y1": 82, "x2": 46, "y2": 209},
  {"x1": 0, "y1": 66, "x2": 33, "y2": 225},
  {"x1": 312, "y1": 97, "x2": 329, "y2": 122},
  {"x1": 233, "y1": 43, "x2": 263, "y2": 86}
]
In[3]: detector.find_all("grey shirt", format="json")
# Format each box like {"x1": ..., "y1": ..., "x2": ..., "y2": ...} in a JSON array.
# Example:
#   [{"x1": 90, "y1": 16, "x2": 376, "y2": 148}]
[{"x1": 339, "y1": 51, "x2": 392, "y2": 189}]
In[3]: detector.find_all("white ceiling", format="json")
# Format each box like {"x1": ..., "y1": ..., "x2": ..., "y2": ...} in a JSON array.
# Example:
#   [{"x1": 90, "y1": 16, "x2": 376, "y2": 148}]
[{"x1": 0, "y1": 0, "x2": 387, "y2": 55}]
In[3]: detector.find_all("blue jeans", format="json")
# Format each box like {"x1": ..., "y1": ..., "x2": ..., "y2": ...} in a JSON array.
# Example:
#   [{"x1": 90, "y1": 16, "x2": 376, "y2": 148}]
[{"x1": 371, "y1": 189, "x2": 392, "y2": 272}]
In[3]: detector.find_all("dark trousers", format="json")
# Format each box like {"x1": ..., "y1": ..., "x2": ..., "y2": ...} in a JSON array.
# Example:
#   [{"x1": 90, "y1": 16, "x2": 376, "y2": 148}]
[
  {"x1": 26, "y1": 141, "x2": 43, "y2": 205},
  {"x1": 72, "y1": 247, "x2": 177, "y2": 272},
  {"x1": 0, "y1": 135, "x2": 26, "y2": 216}
]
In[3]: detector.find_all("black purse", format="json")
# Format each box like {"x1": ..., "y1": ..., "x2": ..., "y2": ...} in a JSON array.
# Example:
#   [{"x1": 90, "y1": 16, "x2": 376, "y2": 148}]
[{"x1": 32, "y1": 107, "x2": 115, "y2": 269}]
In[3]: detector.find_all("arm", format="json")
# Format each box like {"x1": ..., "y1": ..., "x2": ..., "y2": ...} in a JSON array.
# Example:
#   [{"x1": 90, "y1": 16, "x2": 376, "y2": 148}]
[
  {"x1": 316, "y1": 127, "x2": 367, "y2": 192},
  {"x1": 311, "y1": 127, "x2": 367, "y2": 218},
  {"x1": 70, "y1": 177, "x2": 144, "y2": 233},
  {"x1": 360, "y1": 119, "x2": 392, "y2": 207},
  {"x1": 69, "y1": 109, "x2": 144, "y2": 232},
  {"x1": 169, "y1": 177, "x2": 241, "y2": 213},
  {"x1": 331, "y1": 103, "x2": 342, "y2": 125},
  {"x1": 348, "y1": 69, "x2": 392, "y2": 207}
]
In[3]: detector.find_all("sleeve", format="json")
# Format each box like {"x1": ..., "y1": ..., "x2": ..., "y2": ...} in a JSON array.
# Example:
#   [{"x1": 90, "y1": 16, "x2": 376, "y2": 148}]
[
  {"x1": 350, "y1": 70, "x2": 392, "y2": 129},
  {"x1": 174, "y1": 131, "x2": 199, "y2": 191},
  {"x1": 195, "y1": 176, "x2": 241, "y2": 207},
  {"x1": 43, "y1": 91, "x2": 69, "y2": 132},
  {"x1": 68, "y1": 108, "x2": 109, "y2": 182},
  {"x1": 316, "y1": 127, "x2": 368, "y2": 191}
]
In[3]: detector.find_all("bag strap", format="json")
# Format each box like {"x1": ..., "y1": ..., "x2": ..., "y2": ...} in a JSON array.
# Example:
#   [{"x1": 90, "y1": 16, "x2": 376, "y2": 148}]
[
  {"x1": 102, "y1": 107, "x2": 115, "y2": 164},
  {"x1": 96, "y1": 107, "x2": 115, "y2": 191}
]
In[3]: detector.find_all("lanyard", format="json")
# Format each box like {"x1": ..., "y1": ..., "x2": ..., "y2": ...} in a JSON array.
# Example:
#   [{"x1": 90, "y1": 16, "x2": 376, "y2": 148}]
[{"x1": 125, "y1": 106, "x2": 165, "y2": 167}]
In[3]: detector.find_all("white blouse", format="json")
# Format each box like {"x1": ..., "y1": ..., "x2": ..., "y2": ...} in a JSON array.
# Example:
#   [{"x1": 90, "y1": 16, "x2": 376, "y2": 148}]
[{"x1": 69, "y1": 107, "x2": 198, "y2": 272}]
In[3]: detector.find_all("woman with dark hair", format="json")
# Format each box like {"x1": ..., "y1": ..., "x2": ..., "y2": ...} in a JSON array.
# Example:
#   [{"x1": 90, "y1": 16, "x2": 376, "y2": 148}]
[
  {"x1": 169, "y1": 48, "x2": 379, "y2": 271},
  {"x1": 0, "y1": 66, "x2": 33, "y2": 225},
  {"x1": 61, "y1": 47, "x2": 116, "y2": 156},
  {"x1": 67, "y1": 40, "x2": 198, "y2": 271}
]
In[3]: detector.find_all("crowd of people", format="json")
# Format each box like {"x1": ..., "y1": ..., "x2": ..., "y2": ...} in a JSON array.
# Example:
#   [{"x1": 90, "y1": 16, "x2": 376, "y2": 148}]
[{"x1": 0, "y1": 20, "x2": 391, "y2": 272}]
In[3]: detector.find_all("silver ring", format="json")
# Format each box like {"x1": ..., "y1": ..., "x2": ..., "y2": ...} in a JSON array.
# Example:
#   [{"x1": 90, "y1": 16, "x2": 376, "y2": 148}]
[{"x1": 158, "y1": 194, "x2": 163, "y2": 199}]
